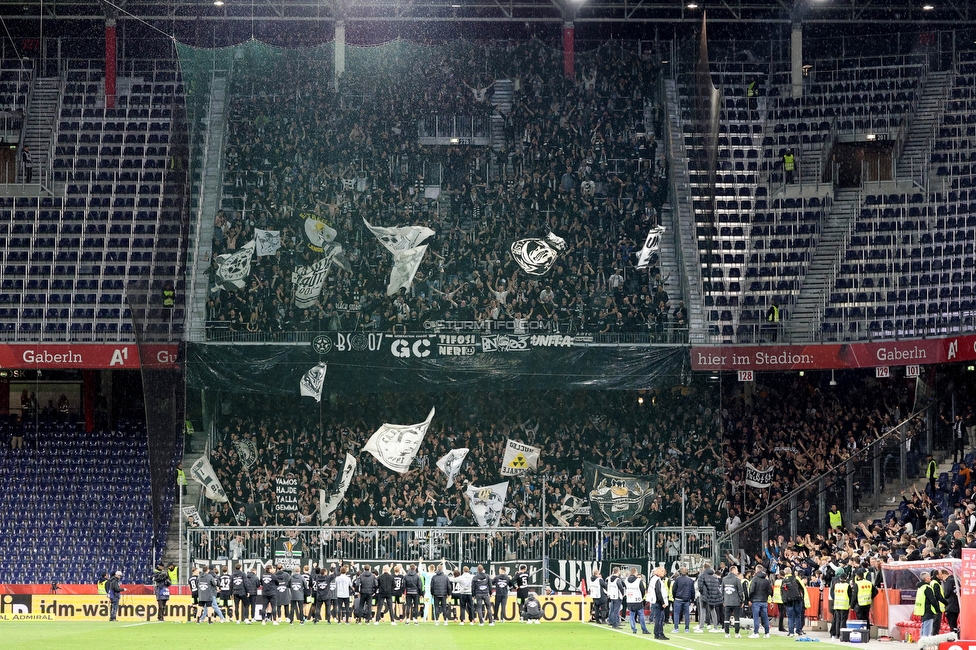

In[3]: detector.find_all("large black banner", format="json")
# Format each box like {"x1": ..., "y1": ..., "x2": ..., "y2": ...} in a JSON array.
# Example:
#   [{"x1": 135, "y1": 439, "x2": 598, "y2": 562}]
[
  {"x1": 186, "y1": 334, "x2": 687, "y2": 394},
  {"x1": 583, "y1": 462, "x2": 658, "y2": 527}
]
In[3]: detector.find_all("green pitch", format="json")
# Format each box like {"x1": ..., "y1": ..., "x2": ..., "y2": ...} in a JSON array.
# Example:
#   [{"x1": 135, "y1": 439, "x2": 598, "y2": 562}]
[{"x1": 0, "y1": 621, "x2": 825, "y2": 649}]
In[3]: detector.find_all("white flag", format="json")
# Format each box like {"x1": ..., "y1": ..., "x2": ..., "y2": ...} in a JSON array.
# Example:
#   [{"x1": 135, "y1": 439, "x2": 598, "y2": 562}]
[
  {"x1": 465, "y1": 481, "x2": 509, "y2": 528},
  {"x1": 362, "y1": 407, "x2": 435, "y2": 474},
  {"x1": 233, "y1": 439, "x2": 258, "y2": 469},
  {"x1": 636, "y1": 225, "x2": 666, "y2": 270},
  {"x1": 189, "y1": 456, "x2": 229, "y2": 502},
  {"x1": 212, "y1": 240, "x2": 255, "y2": 292},
  {"x1": 319, "y1": 453, "x2": 357, "y2": 521},
  {"x1": 510, "y1": 237, "x2": 561, "y2": 276},
  {"x1": 304, "y1": 214, "x2": 338, "y2": 252},
  {"x1": 364, "y1": 218, "x2": 435, "y2": 253},
  {"x1": 745, "y1": 462, "x2": 774, "y2": 489},
  {"x1": 500, "y1": 438, "x2": 541, "y2": 476},
  {"x1": 293, "y1": 257, "x2": 333, "y2": 309},
  {"x1": 254, "y1": 228, "x2": 282, "y2": 257},
  {"x1": 436, "y1": 448, "x2": 469, "y2": 488},
  {"x1": 386, "y1": 244, "x2": 428, "y2": 296},
  {"x1": 300, "y1": 362, "x2": 327, "y2": 402}
]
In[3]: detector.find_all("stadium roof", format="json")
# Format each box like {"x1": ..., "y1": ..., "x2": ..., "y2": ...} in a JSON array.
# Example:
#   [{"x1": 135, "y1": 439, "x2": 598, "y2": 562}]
[{"x1": 3, "y1": 0, "x2": 975, "y2": 26}]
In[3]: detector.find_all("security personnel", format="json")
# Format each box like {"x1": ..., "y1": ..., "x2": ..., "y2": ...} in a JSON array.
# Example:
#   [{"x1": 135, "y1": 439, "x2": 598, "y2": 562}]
[
  {"x1": 783, "y1": 149, "x2": 796, "y2": 184},
  {"x1": 588, "y1": 569, "x2": 608, "y2": 624},
  {"x1": 914, "y1": 572, "x2": 941, "y2": 638},
  {"x1": 606, "y1": 566, "x2": 625, "y2": 629},
  {"x1": 747, "y1": 78, "x2": 758, "y2": 98},
  {"x1": 97, "y1": 572, "x2": 108, "y2": 595},
  {"x1": 161, "y1": 281, "x2": 175, "y2": 309},
  {"x1": 765, "y1": 302, "x2": 780, "y2": 342},
  {"x1": 167, "y1": 563, "x2": 178, "y2": 586},
  {"x1": 926, "y1": 455, "x2": 938, "y2": 495},
  {"x1": 829, "y1": 568, "x2": 851, "y2": 639},
  {"x1": 772, "y1": 571, "x2": 785, "y2": 632},
  {"x1": 854, "y1": 569, "x2": 877, "y2": 636},
  {"x1": 828, "y1": 504, "x2": 843, "y2": 531},
  {"x1": 176, "y1": 463, "x2": 186, "y2": 496}
]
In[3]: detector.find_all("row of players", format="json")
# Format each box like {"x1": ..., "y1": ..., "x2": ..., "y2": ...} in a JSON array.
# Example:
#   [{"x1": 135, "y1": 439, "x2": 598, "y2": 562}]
[{"x1": 180, "y1": 562, "x2": 543, "y2": 625}]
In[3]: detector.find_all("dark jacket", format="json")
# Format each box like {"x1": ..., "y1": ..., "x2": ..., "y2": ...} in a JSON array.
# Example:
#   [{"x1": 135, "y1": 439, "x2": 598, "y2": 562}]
[
  {"x1": 722, "y1": 574, "x2": 744, "y2": 607},
  {"x1": 748, "y1": 571, "x2": 773, "y2": 603},
  {"x1": 698, "y1": 568, "x2": 723, "y2": 606},
  {"x1": 472, "y1": 571, "x2": 491, "y2": 597},
  {"x1": 493, "y1": 574, "x2": 514, "y2": 596},
  {"x1": 260, "y1": 572, "x2": 276, "y2": 598},
  {"x1": 944, "y1": 574, "x2": 960, "y2": 613},
  {"x1": 107, "y1": 576, "x2": 124, "y2": 599},
  {"x1": 377, "y1": 571, "x2": 395, "y2": 597},
  {"x1": 404, "y1": 570, "x2": 422, "y2": 596},
  {"x1": 430, "y1": 570, "x2": 451, "y2": 598},
  {"x1": 197, "y1": 572, "x2": 217, "y2": 603},
  {"x1": 358, "y1": 570, "x2": 378, "y2": 596},
  {"x1": 289, "y1": 572, "x2": 305, "y2": 602},
  {"x1": 232, "y1": 569, "x2": 247, "y2": 597},
  {"x1": 672, "y1": 574, "x2": 695, "y2": 601},
  {"x1": 245, "y1": 571, "x2": 260, "y2": 596}
]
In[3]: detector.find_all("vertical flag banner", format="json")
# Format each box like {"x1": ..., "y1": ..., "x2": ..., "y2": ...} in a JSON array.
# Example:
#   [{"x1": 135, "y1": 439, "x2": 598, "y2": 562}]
[{"x1": 362, "y1": 407, "x2": 435, "y2": 473}]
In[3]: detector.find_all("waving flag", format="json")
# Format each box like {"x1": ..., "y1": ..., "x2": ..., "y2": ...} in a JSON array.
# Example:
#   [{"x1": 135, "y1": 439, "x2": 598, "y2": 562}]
[
  {"x1": 465, "y1": 481, "x2": 509, "y2": 528},
  {"x1": 300, "y1": 362, "x2": 327, "y2": 402},
  {"x1": 635, "y1": 225, "x2": 666, "y2": 270},
  {"x1": 189, "y1": 456, "x2": 229, "y2": 503},
  {"x1": 436, "y1": 448, "x2": 469, "y2": 487},
  {"x1": 319, "y1": 453, "x2": 357, "y2": 521},
  {"x1": 254, "y1": 229, "x2": 282, "y2": 257},
  {"x1": 363, "y1": 407, "x2": 435, "y2": 474},
  {"x1": 386, "y1": 244, "x2": 428, "y2": 295},
  {"x1": 364, "y1": 218, "x2": 435, "y2": 253},
  {"x1": 212, "y1": 240, "x2": 255, "y2": 292},
  {"x1": 500, "y1": 439, "x2": 540, "y2": 476}
]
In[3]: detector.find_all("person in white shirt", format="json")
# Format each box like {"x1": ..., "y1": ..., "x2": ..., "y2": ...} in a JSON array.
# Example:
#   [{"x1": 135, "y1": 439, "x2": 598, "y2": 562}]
[
  {"x1": 334, "y1": 566, "x2": 353, "y2": 623},
  {"x1": 647, "y1": 566, "x2": 670, "y2": 640}
]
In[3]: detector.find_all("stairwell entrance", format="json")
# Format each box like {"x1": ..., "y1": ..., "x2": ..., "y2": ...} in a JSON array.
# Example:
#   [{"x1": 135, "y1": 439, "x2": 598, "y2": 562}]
[{"x1": 831, "y1": 141, "x2": 895, "y2": 187}]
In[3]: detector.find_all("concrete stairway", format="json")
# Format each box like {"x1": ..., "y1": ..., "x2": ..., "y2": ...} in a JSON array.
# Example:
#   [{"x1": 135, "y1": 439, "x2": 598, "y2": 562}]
[
  {"x1": 897, "y1": 71, "x2": 952, "y2": 181},
  {"x1": 489, "y1": 79, "x2": 513, "y2": 151},
  {"x1": 187, "y1": 75, "x2": 229, "y2": 341},
  {"x1": 21, "y1": 77, "x2": 59, "y2": 185},
  {"x1": 161, "y1": 450, "x2": 204, "y2": 577},
  {"x1": 782, "y1": 188, "x2": 861, "y2": 341}
]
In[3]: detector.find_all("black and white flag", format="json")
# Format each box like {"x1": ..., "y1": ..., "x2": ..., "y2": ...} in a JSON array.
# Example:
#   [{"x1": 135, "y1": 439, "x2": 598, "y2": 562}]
[
  {"x1": 500, "y1": 439, "x2": 541, "y2": 476},
  {"x1": 387, "y1": 244, "x2": 428, "y2": 295},
  {"x1": 319, "y1": 453, "x2": 357, "y2": 521},
  {"x1": 436, "y1": 448, "x2": 469, "y2": 487},
  {"x1": 510, "y1": 231, "x2": 567, "y2": 276},
  {"x1": 212, "y1": 240, "x2": 255, "y2": 292},
  {"x1": 293, "y1": 257, "x2": 333, "y2": 309},
  {"x1": 300, "y1": 362, "x2": 327, "y2": 402},
  {"x1": 362, "y1": 407, "x2": 435, "y2": 474},
  {"x1": 303, "y1": 213, "x2": 338, "y2": 253},
  {"x1": 553, "y1": 494, "x2": 590, "y2": 526},
  {"x1": 189, "y1": 456, "x2": 229, "y2": 503},
  {"x1": 465, "y1": 481, "x2": 509, "y2": 528},
  {"x1": 635, "y1": 225, "x2": 666, "y2": 270},
  {"x1": 583, "y1": 461, "x2": 656, "y2": 527},
  {"x1": 233, "y1": 439, "x2": 258, "y2": 469},
  {"x1": 255, "y1": 228, "x2": 282, "y2": 257},
  {"x1": 745, "y1": 462, "x2": 774, "y2": 489},
  {"x1": 364, "y1": 218, "x2": 435, "y2": 253}
]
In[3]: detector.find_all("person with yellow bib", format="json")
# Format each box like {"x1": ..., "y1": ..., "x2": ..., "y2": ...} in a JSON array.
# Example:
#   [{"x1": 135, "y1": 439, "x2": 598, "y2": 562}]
[
  {"x1": 828, "y1": 568, "x2": 851, "y2": 639},
  {"x1": 926, "y1": 455, "x2": 938, "y2": 496},
  {"x1": 828, "y1": 505, "x2": 843, "y2": 531},
  {"x1": 853, "y1": 569, "x2": 877, "y2": 637},
  {"x1": 783, "y1": 149, "x2": 796, "y2": 184},
  {"x1": 772, "y1": 570, "x2": 786, "y2": 632},
  {"x1": 97, "y1": 572, "x2": 109, "y2": 596},
  {"x1": 915, "y1": 572, "x2": 941, "y2": 638},
  {"x1": 177, "y1": 462, "x2": 187, "y2": 496}
]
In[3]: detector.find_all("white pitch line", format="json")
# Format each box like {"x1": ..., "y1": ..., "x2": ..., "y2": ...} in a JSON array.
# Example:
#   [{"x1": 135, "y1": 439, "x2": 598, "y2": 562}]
[
  {"x1": 673, "y1": 633, "x2": 722, "y2": 646},
  {"x1": 121, "y1": 621, "x2": 160, "y2": 628},
  {"x1": 585, "y1": 622, "x2": 699, "y2": 650}
]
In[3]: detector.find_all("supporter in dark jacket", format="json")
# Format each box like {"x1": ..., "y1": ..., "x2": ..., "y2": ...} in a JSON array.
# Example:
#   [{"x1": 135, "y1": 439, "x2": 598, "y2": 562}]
[{"x1": 430, "y1": 567, "x2": 452, "y2": 624}]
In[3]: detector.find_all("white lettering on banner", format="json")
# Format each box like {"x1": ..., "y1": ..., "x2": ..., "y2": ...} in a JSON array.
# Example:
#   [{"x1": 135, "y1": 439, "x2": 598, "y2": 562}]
[
  {"x1": 529, "y1": 335, "x2": 573, "y2": 347},
  {"x1": 437, "y1": 334, "x2": 477, "y2": 346},
  {"x1": 22, "y1": 350, "x2": 84, "y2": 365},
  {"x1": 335, "y1": 332, "x2": 384, "y2": 352},
  {"x1": 696, "y1": 352, "x2": 728, "y2": 367},
  {"x1": 482, "y1": 335, "x2": 530, "y2": 352},
  {"x1": 949, "y1": 340, "x2": 959, "y2": 360},
  {"x1": 109, "y1": 347, "x2": 129, "y2": 366},
  {"x1": 876, "y1": 346, "x2": 927, "y2": 362},
  {"x1": 391, "y1": 339, "x2": 431, "y2": 358},
  {"x1": 275, "y1": 477, "x2": 300, "y2": 513},
  {"x1": 156, "y1": 349, "x2": 177, "y2": 364},
  {"x1": 423, "y1": 319, "x2": 556, "y2": 332},
  {"x1": 754, "y1": 351, "x2": 815, "y2": 366}
]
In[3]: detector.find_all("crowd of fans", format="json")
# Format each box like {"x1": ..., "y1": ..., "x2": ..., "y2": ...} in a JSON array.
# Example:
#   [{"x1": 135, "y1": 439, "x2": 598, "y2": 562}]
[
  {"x1": 202, "y1": 40, "x2": 680, "y2": 338},
  {"x1": 202, "y1": 381, "x2": 723, "y2": 531}
]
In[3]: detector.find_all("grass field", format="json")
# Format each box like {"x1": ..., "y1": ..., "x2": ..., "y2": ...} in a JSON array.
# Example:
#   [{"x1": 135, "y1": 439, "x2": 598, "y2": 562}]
[{"x1": 0, "y1": 621, "x2": 833, "y2": 650}]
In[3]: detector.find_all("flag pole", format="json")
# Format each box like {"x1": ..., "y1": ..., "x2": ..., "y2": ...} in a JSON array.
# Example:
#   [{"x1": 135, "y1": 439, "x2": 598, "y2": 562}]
[
  {"x1": 541, "y1": 474, "x2": 547, "y2": 592},
  {"x1": 681, "y1": 487, "x2": 686, "y2": 560}
]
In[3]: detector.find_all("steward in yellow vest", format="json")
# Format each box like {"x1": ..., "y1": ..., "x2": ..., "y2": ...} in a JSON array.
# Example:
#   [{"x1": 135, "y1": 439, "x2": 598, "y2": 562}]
[
  {"x1": 829, "y1": 569, "x2": 851, "y2": 639},
  {"x1": 828, "y1": 505, "x2": 843, "y2": 530}
]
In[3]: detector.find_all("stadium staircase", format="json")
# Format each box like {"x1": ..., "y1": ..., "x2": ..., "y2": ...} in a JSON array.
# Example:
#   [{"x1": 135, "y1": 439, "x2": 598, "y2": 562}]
[
  {"x1": 161, "y1": 448, "x2": 203, "y2": 571},
  {"x1": 783, "y1": 188, "x2": 860, "y2": 341},
  {"x1": 187, "y1": 74, "x2": 228, "y2": 340},
  {"x1": 897, "y1": 70, "x2": 951, "y2": 179},
  {"x1": 489, "y1": 79, "x2": 512, "y2": 151},
  {"x1": 20, "y1": 77, "x2": 59, "y2": 185},
  {"x1": 664, "y1": 78, "x2": 704, "y2": 336}
]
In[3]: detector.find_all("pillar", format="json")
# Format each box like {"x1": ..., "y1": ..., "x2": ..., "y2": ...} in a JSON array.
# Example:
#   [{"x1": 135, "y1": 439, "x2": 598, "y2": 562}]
[
  {"x1": 105, "y1": 18, "x2": 117, "y2": 109},
  {"x1": 791, "y1": 23, "x2": 802, "y2": 99},
  {"x1": 562, "y1": 22, "x2": 574, "y2": 79},
  {"x1": 334, "y1": 20, "x2": 346, "y2": 79}
]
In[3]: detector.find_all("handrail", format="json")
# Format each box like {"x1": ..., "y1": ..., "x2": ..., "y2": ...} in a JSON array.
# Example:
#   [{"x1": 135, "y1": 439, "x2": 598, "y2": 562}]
[{"x1": 715, "y1": 402, "x2": 931, "y2": 547}]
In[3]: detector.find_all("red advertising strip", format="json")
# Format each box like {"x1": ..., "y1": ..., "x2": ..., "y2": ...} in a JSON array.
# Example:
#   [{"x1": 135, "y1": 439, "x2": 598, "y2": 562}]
[
  {"x1": 0, "y1": 344, "x2": 180, "y2": 370},
  {"x1": 692, "y1": 334, "x2": 976, "y2": 371},
  {"x1": 960, "y1": 547, "x2": 976, "y2": 642}
]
